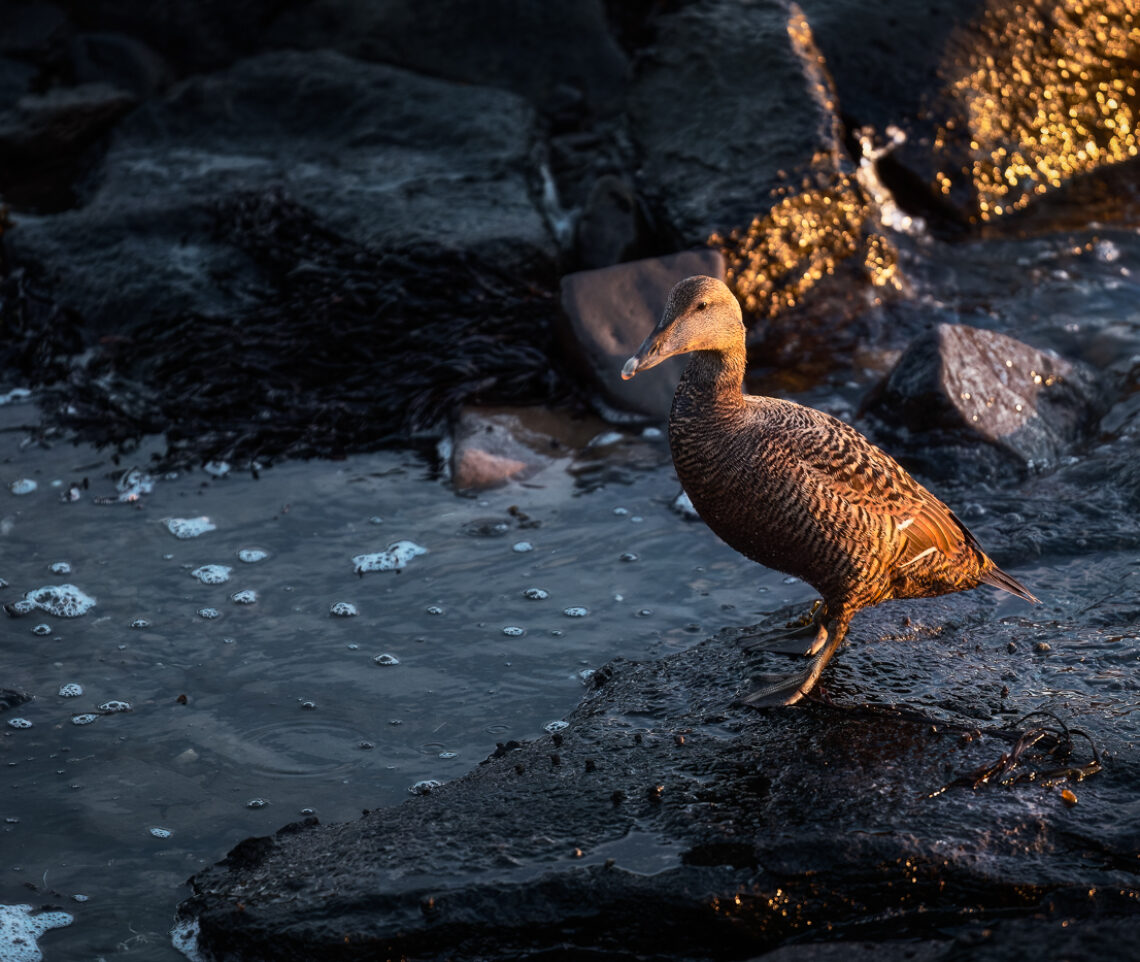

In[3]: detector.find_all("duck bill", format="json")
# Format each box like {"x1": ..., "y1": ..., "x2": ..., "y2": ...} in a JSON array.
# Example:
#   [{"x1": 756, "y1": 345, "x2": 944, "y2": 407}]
[{"x1": 620, "y1": 329, "x2": 673, "y2": 381}]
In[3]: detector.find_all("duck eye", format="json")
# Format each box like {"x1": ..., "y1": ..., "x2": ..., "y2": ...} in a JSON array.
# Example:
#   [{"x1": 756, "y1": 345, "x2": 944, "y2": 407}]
[{"x1": 697, "y1": 301, "x2": 708, "y2": 311}]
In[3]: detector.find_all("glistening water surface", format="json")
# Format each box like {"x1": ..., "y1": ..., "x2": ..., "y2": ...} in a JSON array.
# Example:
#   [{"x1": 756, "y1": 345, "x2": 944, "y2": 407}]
[{"x1": 0, "y1": 409, "x2": 814, "y2": 960}]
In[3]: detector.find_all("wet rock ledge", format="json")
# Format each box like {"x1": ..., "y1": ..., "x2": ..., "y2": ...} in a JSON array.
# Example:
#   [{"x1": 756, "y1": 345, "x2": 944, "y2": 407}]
[{"x1": 180, "y1": 600, "x2": 1134, "y2": 962}]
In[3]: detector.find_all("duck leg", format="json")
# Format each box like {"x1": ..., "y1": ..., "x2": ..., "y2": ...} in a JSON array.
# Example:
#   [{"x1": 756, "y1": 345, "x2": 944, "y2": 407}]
[
  {"x1": 738, "y1": 611, "x2": 851, "y2": 707},
  {"x1": 738, "y1": 600, "x2": 825, "y2": 656}
]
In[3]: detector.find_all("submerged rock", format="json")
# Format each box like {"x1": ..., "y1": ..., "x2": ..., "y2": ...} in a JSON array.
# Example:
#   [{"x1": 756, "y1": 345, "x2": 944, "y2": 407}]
[
  {"x1": 447, "y1": 407, "x2": 561, "y2": 490},
  {"x1": 180, "y1": 595, "x2": 1128, "y2": 961},
  {"x1": 862, "y1": 323, "x2": 1107, "y2": 481}
]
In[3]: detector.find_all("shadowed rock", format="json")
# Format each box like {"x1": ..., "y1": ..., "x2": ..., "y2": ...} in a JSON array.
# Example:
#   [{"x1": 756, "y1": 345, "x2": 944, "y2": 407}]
[
  {"x1": 861, "y1": 323, "x2": 1108, "y2": 481},
  {"x1": 5, "y1": 49, "x2": 554, "y2": 332},
  {"x1": 179, "y1": 593, "x2": 1131, "y2": 961}
]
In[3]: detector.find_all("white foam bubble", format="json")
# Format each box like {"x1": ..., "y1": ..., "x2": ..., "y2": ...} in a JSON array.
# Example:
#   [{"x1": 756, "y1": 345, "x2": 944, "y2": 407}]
[
  {"x1": 373, "y1": 653, "x2": 400, "y2": 666},
  {"x1": 237, "y1": 548, "x2": 268, "y2": 564},
  {"x1": 48, "y1": 562, "x2": 70, "y2": 575},
  {"x1": 191, "y1": 565, "x2": 232, "y2": 585},
  {"x1": 563, "y1": 606, "x2": 589, "y2": 618},
  {"x1": 149, "y1": 827, "x2": 172, "y2": 839},
  {"x1": 164, "y1": 517, "x2": 216, "y2": 539},
  {"x1": 99, "y1": 700, "x2": 131, "y2": 713},
  {"x1": 170, "y1": 917, "x2": 204, "y2": 962},
  {"x1": 9, "y1": 479, "x2": 37, "y2": 496},
  {"x1": 58, "y1": 684, "x2": 83, "y2": 698},
  {"x1": 24, "y1": 584, "x2": 96, "y2": 618},
  {"x1": 512, "y1": 541, "x2": 534, "y2": 553},
  {"x1": 6, "y1": 719, "x2": 31, "y2": 730},
  {"x1": 353, "y1": 541, "x2": 427, "y2": 573},
  {"x1": 230, "y1": 589, "x2": 257, "y2": 605},
  {"x1": 329, "y1": 601, "x2": 358, "y2": 617},
  {"x1": 544, "y1": 720, "x2": 569, "y2": 734},
  {"x1": 0, "y1": 903, "x2": 74, "y2": 962}
]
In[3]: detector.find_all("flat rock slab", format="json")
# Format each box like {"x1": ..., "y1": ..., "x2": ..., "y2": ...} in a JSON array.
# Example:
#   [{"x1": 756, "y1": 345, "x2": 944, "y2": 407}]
[
  {"x1": 560, "y1": 249, "x2": 726, "y2": 420},
  {"x1": 862, "y1": 323, "x2": 1108, "y2": 481},
  {"x1": 180, "y1": 592, "x2": 1136, "y2": 961}
]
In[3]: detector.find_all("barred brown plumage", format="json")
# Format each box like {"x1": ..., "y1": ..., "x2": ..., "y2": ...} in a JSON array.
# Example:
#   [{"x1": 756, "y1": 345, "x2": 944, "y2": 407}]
[{"x1": 621, "y1": 275, "x2": 1038, "y2": 705}]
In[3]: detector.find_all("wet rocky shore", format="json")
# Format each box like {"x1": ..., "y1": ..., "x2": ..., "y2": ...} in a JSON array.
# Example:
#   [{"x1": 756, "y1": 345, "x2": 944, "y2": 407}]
[{"x1": 1, "y1": 1, "x2": 1139, "y2": 960}]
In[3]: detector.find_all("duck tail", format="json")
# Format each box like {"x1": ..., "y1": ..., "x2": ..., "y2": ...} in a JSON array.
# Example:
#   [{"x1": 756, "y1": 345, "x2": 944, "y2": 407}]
[{"x1": 980, "y1": 565, "x2": 1040, "y2": 605}]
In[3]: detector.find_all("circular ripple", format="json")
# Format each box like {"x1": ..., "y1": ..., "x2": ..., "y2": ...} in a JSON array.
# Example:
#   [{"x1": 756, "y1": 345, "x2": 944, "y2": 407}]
[{"x1": 236, "y1": 721, "x2": 377, "y2": 778}]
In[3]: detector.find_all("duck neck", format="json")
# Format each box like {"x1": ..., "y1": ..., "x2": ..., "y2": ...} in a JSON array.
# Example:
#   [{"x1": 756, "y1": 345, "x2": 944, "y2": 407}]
[{"x1": 674, "y1": 347, "x2": 747, "y2": 417}]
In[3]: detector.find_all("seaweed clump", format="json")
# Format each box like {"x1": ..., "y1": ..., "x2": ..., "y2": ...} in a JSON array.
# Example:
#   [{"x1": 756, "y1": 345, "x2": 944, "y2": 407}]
[{"x1": 8, "y1": 190, "x2": 568, "y2": 468}]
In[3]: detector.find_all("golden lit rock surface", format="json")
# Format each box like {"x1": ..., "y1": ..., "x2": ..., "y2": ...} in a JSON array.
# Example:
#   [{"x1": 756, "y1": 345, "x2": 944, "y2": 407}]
[
  {"x1": 709, "y1": 7, "x2": 898, "y2": 320},
  {"x1": 936, "y1": 0, "x2": 1140, "y2": 221}
]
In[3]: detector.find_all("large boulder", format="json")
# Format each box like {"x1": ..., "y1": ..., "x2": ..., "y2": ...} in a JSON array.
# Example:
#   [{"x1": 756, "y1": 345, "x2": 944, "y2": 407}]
[
  {"x1": 178, "y1": 596, "x2": 1129, "y2": 961},
  {"x1": 0, "y1": 82, "x2": 136, "y2": 211},
  {"x1": 861, "y1": 323, "x2": 1108, "y2": 481},
  {"x1": 265, "y1": 0, "x2": 631, "y2": 119},
  {"x1": 627, "y1": 0, "x2": 847, "y2": 247},
  {"x1": 4, "y1": 49, "x2": 556, "y2": 331}
]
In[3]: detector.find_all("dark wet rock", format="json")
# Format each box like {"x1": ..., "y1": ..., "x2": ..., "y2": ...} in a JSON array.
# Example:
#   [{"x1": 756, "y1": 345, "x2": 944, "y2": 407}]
[
  {"x1": 0, "y1": 1, "x2": 70, "y2": 59},
  {"x1": 628, "y1": 0, "x2": 846, "y2": 247},
  {"x1": 4, "y1": 49, "x2": 554, "y2": 332},
  {"x1": 181, "y1": 591, "x2": 1131, "y2": 961},
  {"x1": 70, "y1": 32, "x2": 174, "y2": 98},
  {"x1": 48, "y1": 0, "x2": 278, "y2": 76},
  {"x1": 574, "y1": 173, "x2": 646, "y2": 271},
  {"x1": 0, "y1": 56, "x2": 36, "y2": 100},
  {"x1": 559, "y1": 249, "x2": 726, "y2": 421},
  {"x1": 265, "y1": 0, "x2": 630, "y2": 119},
  {"x1": 796, "y1": 0, "x2": 988, "y2": 228},
  {"x1": 0, "y1": 688, "x2": 33, "y2": 712},
  {"x1": 861, "y1": 323, "x2": 1108, "y2": 482},
  {"x1": 0, "y1": 82, "x2": 136, "y2": 211}
]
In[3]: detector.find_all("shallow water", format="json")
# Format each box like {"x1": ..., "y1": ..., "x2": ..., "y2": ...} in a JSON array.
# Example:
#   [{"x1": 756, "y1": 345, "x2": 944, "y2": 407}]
[{"x1": 0, "y1": 406, "x2": 817, "y2": 960}]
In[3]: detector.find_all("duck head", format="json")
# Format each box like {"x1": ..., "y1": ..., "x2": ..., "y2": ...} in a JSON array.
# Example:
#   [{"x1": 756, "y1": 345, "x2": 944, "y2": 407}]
[{"x1": 621, "y1": 275, "x2": 744, "y2": 380}]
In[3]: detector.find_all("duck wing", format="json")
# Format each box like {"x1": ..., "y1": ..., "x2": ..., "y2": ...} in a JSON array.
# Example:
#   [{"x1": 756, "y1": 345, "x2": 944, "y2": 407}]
[{"x1": 767, "y1": 401, "x2": 978, "y2": 567}]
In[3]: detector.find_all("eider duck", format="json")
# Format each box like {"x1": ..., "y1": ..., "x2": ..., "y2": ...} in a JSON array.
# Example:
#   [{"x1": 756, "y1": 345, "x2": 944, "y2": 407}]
[{"x1": 621, "y1": 275, "x2": 1038, "y2": 705}]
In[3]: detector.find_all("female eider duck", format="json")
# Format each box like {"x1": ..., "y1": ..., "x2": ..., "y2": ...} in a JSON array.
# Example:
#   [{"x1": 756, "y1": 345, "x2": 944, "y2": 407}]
[{"x1": 621, "y1": 275, "x2": 1038, "y2": 706}]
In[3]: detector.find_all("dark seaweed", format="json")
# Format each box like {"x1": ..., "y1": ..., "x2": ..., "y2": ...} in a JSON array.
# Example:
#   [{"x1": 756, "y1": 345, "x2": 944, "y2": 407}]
[{"x1": 2, "y1": 190, "x2": 572, "y2": 468}]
